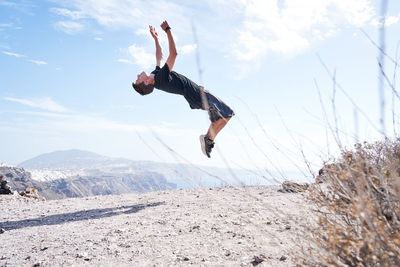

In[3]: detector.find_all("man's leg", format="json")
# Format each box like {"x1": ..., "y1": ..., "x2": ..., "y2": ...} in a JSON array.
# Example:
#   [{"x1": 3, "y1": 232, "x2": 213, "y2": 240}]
[
  {"x1": 200, "y1": 92, "x2": 234, "y2": 158},
  {"x1": 207, "y1": 117, "x2": 230, "y2": 141},
  {"x1": 200, "y1": 117, "x2": 230, "y2": 158}
]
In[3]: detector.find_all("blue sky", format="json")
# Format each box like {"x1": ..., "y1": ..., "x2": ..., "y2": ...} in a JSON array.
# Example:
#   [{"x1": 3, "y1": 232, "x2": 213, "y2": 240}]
[{"x1": 1, "y1": 0, "x2": 400, "y2": 176}]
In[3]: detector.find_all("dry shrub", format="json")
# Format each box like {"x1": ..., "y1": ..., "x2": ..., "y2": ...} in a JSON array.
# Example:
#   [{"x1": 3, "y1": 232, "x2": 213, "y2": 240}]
[{"x1": 303, "y1": 138, "x2": 400, "y2": 266}]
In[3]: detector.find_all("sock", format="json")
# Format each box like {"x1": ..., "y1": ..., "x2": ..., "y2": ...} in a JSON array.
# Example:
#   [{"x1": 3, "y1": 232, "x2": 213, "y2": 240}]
[{"x1": 206, "y1": 135, "x2": 214, "y2": 143}]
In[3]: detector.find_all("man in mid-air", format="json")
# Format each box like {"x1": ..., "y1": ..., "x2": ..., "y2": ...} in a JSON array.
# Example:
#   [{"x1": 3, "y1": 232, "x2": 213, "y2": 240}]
[{"x1": 132, "y1": 21, "x2": 234, "y2": 158}]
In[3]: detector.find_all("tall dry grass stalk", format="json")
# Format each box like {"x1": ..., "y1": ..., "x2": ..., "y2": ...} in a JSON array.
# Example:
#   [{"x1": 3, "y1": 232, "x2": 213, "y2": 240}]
[{"x1": 301, "y1": 139, "x2": 400, "y2": 266}]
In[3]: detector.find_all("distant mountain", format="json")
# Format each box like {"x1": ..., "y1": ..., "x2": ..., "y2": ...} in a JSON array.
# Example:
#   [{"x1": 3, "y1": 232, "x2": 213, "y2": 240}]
[
  {"x1": 19, "y1": 149, "x2": 132, "y2": 170},
  {"x1": 0, "y1": 165, "x2": 175, "y2": 200},
  {"x1": 16, "y1": 149, "x2": 309, "y2": 195}
]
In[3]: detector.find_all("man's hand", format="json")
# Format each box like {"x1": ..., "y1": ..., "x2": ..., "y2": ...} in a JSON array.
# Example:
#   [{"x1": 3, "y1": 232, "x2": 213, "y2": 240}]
[
  {"x1": 160, "y1": 20, "x2": 177, "y2": 71},
  {"x1": 160, "y1": 20, "x2": 171, "y2": 32},
  {"x1": 150, "y1": 25, "x2": 162, "y2": 66},
  {"x1": 149, "y1": 25, "x2": 158, "y2": 39}
]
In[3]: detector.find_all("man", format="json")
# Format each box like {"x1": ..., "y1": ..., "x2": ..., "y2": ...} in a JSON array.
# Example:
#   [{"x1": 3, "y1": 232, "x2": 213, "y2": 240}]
[{"x1": 132, "y1": 21, "x2": 234, "y2": 158}]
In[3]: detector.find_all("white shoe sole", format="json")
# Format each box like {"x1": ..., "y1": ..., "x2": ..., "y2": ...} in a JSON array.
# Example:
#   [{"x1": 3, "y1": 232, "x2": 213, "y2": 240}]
[{"x1": 199, "y1": 135, "x2": 209, "y2": 157}]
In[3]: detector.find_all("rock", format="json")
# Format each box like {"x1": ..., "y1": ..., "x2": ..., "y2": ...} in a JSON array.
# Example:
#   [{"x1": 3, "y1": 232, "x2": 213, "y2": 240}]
[
  {"x1": 19, "y1": 187, "x2": 41, "y2": 199},
  {"x1": 0, "y1": 175, "x2": 12, "y2": 195},
  {"x1": 279, "y1": 181, "x2": 309, "y2": 193},
  {"x1": 177, "y1": 255, "x2": 190, "y2": 261},
  {"x1": 250, "y1": 255, "x2": 265, "y2": 266},
  {"x1": 0, "y1": 188, "x2": 12, "y2": 195},
  {"x1": 279, "y1": 255, "x2": 287, "y2": 261},
  {"x1": 0, "y1": 228, "x2": 5, "y2": 234}
]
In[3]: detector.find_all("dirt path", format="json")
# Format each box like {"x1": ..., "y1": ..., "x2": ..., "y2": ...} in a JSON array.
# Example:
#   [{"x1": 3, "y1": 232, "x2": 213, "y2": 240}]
[{"x1": 0, "y1": 186, "x2": 315, "y2": 266}]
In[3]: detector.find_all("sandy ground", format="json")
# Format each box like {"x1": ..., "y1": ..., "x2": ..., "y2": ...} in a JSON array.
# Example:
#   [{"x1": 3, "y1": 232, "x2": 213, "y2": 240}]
[{"x1": 0, "y1": 186, "x2": 316, "y2": 266}]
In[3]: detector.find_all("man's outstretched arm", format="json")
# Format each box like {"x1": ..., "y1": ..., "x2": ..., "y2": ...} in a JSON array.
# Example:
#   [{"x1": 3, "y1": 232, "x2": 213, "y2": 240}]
[
  {"x1": 160, "y1": 20, "x2": 177, "y2": 71},
  {"x1": 149, "y1": 25, "x2": 162, "y2": 67}
]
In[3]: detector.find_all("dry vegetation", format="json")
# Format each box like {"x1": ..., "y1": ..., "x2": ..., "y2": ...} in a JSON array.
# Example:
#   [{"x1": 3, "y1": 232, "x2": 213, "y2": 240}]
[{"x1": 302, "y1": 138, "x2": 400, "y2": 266}]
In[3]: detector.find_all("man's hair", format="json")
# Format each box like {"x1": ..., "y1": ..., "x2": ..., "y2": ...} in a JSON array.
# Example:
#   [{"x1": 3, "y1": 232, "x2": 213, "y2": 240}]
[{"x1": 132, "y1": 82, "x2": 154, "y2": 95}]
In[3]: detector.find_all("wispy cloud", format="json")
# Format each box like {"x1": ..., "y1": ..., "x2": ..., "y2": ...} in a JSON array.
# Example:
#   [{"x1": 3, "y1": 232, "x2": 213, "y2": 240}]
[
  {"x1": 0, "y1": 109, "x2": 193, "y2": 137},
  {"x1": 4, "y1": 97, "x2": 68, "y2": 113},
  {"x1": 54, "y1": 21, "x2": 84, "y2": 34},
  {"x1": 49, "y1": 7, "x2": 85, "y2": 20},
  {"x1": 0, "y1": 0, "x2": 35, "y2": 14},
  {"x1": 228, "y1": 0, "x2": 375, "y2": 63},
  {"x1": 117, "y1": 59, "x2": 132, "y2": 64},
  {"x1": 29, "y1": 59, "x2": 48, "y2": 66},
  {"x1": 0, "y1": 22, "x2": 22, "y2": 30},
  {"x1": 179, "y1": 44, "x2": 197, "y2": 55},
  {"x1": 195, "y1": 0, "x2": 376, "y2": 77},
  {"x1": 0, "y1": 23, "x2": 13, "y2": 28},
  {"x1": 2, "y1": 50, "x2": 26, "y2": 58},
  {"x1": 50, "y1": 0, "x2": 190, "y2": 32},
  {"x1": 127, "y1": 44, "x2": 154, "y2": 70},
  {"x1": 121, "y1": 43, "x2": 196, "y2": 67},
  {"x1": 370, "y1": 15, "x2": 400, "y2": 27},
  {"x1": 2, "y1": 50, "x2": 48, "y2": 66}
]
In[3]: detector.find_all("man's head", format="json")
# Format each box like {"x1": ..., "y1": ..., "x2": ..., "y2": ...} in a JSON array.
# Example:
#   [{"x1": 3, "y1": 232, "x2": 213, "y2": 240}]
[{"x1": 132, "y1": 71, "x2": 155, "y2": 95}]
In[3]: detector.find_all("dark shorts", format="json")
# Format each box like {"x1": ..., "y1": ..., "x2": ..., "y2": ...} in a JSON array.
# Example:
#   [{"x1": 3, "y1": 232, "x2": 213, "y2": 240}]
[{"x1": 206, "y1": 92, "x2": 235, "y2": 123}]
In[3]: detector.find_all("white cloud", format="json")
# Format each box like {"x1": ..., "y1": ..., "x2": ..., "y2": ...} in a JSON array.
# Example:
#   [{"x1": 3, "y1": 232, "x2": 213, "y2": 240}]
[
  {"x1": 2, "y1": 51, "x2": 48, "y2": 66},
  {"x1": 2, "y1": 51, "x2": 26, "y2": 58},
  {"x1": 178, "y1": 44, "x2": 197, "y2": 55},
  {"x1": 128, "y1": 44, "x2": 154, "y2": 70},
  {"x1": 135, "y1": 28, "x2": 149, "y2": 37},
  {"x1": 234, "y1": 0, "x2": 374, "y2": 61},
  {"x1": 55, "y1": 20, "x2": 84, "y2": 34},
  {"x1": 123, "y1": 42, "x2": 195, "y2": 69},
  {"x1": 0, "y1": 22, "x2": 22, "y2": 31},
  {"x1": 4, "y1": 97, "x2": 68, "y2": 113},
  {"x1": 386, "y1": 15, "x2": 400, "y2": 26},
  {"x1": 49, "y1": 7, "x2": 85, "y2": 20},
  {"x1": 117, "y1": 58, "x2": 132, "y2": 64},
  {"x1": 50, "y1": 0, "x2": 189, "y2": 31},
  {"x1": 0, "y1": 23, "x2": 13, "y2": 28},
  {"x1": 370, "y1": 15, "x2": 400, "y2": 27},
  {"x1": 199, "y1": 0, "x2": 377, "y2": 77},
  {"x1": 0, "y1": 0, "x2": 34, "y2": 14},
  {"x1": 29, "y1": 59, "x2": 48, "y2": 66},
  {"x1": 224, "y1": 0, "x2": 375, "y2": 65},
  {"x1": 0, "y1": 109, "x2": 192, "y2": 137}
]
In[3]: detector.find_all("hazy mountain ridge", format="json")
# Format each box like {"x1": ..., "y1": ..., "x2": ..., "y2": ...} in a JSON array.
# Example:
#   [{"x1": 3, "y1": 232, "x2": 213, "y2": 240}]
[
  {"x1": 0, "y1": 163, "x2": 176, "y2": 200},
  {"x1": 19, "y1": 149, "x2": 133, "y2": 170},
  {"x1": 18, "y1": 149, "x2": 286, "y2": 188},
  {"x1": 0, "y1": 166, "x2": 42, "y2": 193},
  {"x1": 2, "y1": 149, "x2": 308, "y2": 199}
]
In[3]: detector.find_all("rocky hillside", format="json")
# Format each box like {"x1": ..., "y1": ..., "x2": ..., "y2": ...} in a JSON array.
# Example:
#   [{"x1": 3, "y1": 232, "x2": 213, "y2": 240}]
[
  {"x1": 0, "y1": 166, "x2": 176, "y2": 200},
  {"x1": 0, "y1": 166, "x2": 44, "y2": 193},
  {"x1": 18, "y1": 149, "x2": 301, "y2": 188},
  {"x1": 3, "y1": 149, "x2": 307, "y2": 200}
]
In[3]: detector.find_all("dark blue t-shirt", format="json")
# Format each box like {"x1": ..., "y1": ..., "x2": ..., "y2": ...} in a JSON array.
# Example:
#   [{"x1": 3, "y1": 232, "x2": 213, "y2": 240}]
[{"x1": 151, "y1": 64, "x2": 203, "y2": 109}]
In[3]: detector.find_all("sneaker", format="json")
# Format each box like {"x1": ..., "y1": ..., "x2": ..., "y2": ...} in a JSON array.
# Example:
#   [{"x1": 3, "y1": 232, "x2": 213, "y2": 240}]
[{"x1": 199, "y1": 135, "x2": 214, "y2": 158}]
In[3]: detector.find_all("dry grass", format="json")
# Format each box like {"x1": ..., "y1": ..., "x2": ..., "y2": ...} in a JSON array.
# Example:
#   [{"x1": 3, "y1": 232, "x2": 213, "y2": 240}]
[{"x1": 301, "y1": 138, "x2": 400, "y2": 266}]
